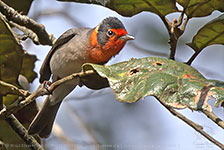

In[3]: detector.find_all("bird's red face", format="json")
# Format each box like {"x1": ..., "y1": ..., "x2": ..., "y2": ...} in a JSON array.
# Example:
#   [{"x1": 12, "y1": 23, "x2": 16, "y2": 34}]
[{"x1": 88, "y1": 17, "x2": 134, "y2": 64}]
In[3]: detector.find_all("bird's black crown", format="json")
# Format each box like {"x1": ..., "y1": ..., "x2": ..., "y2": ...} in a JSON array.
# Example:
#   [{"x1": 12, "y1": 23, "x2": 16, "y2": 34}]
[
  {"x1": 97, "y1": 17, "x2": 126, "y2": 46},
  {"x1": 99, "y1": 17, "x2": 125, "y2": 31}
]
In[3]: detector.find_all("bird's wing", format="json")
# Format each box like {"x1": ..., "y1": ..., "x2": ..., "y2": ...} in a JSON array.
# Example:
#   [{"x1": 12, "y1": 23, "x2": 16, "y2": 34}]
[{"x1": 39, "y1": 28, "x2": 79, "y2": 83}]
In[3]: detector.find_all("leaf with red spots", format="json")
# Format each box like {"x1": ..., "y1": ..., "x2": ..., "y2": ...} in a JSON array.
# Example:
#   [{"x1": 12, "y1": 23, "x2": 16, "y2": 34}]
[
  {"x1": 82, "y1": 57, "x2": 224, "y2": 112},
  {"x1": 57, "y1": 0, "x2": 178, "y2": 17}
]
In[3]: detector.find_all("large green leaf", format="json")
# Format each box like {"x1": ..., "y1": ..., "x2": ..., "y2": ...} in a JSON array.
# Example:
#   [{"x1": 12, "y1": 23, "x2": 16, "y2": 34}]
[
  {"x1": 187, "y1": 14, "x2": 224, "y2": 52},
  {"x1": 0, "y1": 16, "x2": 23, "y2": 95},
  {"x1": 0, "y1": 15, "x2": 37, "y2": 96},
  {"x1": 0, "y1": 16, "x2": 39, "y2": 149},
  {"x1": 58, "y1": 0, "x2": 178, "y2": 17},
  {"x1": 82, "y1": 57, "x2": 224, "y2": 112},
  {"x1": 177, "y1": 0, "x2": 224, "y2": 18}
]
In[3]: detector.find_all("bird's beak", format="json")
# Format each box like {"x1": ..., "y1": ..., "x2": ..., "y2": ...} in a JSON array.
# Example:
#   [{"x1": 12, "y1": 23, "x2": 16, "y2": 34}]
[{"x1": 120, "y1": 34, "x2": 135, "y2": 41}]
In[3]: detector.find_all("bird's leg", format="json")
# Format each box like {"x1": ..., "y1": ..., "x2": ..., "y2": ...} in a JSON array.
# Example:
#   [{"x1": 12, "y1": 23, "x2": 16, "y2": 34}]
[
  {"x1": 43, "y1": 81, "x2": 52, "y2": 87},
  {"x1": 42, "y1": 81, "x2": 52, "y2": 94}
]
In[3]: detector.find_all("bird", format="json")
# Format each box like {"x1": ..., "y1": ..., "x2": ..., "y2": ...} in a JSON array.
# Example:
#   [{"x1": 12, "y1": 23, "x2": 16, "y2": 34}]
[{"x1": 28, "y1": 17, "x2": 134, "y2": 138}]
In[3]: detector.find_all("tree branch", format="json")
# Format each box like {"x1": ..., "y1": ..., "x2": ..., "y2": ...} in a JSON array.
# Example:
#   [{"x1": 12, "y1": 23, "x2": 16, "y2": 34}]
[
  {"x1": 180, "y1": 17, "x2": 189, "y2": 32},
  {"x1": 0, "y1": 0, "x2": 55, "y2": 45},
  {"x1": 8, "y1": 20, "x2": 40, "y2": 45},
  {"x1": 0, "y1": 12, "x2": 40, "y2": 44},
  {"x1": 158, "y1": 11, "x2": 189, "y2": 60},
  {"x1": 5, "y1": 114, "x2": 43, "y2": 150},
  {"x1": 202, "y1": 110, "x2": 224, "y2": 129},
  {"x1": 0, "y1": 70, "x2": 95, "y2": 120},
  {"x1": 157, "y1": 98, "x2": 224, "y2": 149},
  {"x1": 0, "y1": 80, "x2": 30, "y2": 97},
  {"x1": 187, "y1": 51, "x2": 200, "y2": 65},
  {"x1": 0, "y1": 70, "x2": 94, "y2": 150},
  {"x1": 0, "y1": 96, "x2": 3, "y2": 110}
]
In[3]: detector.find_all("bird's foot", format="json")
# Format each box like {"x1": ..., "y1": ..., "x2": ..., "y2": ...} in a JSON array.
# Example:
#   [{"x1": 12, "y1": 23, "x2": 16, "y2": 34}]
[{"x1": 43, "y1": 81, "x2": 52, "y2": 88}]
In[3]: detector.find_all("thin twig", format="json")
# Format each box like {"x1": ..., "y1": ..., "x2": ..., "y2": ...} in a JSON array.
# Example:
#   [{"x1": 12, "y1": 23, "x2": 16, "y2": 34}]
[
  {"x1": 0, "y1": 12, "x2": 39, "y2": 44},
  {"x1": 157, "y1": 98, "x2": 224, "y2": 149},
  {"x1": 163, "y1": 17, "x2": 171, "y2": 31},
  {"x1": 0, "y1": 96, "x2": 3, "y2": 110},
  {"x1": 180, "y1": 17, "x2": 189, "y2": 32},
  {"x1": 180, "y1": 1, "x2": 199, "y2": 65},
  {"x1": 0, "y1": 80, "x2": 31, "y2": 97},
  {"x1": 0, "y1": 70, "x2": 95, "y2": 119},
  {"x1": 8, "y1": 20, "x2": 40, "y2": 44},
  {"x1": 161, "y1": 16, "x2": 180, "y2": 60},
  {"x1": 5, "y1": 114, "x2": 43, "y2": 150},
  {"x1": 0, "y1": 0, "x2": 55, "y2": 45},
  {"x1": 168, "y1": 31, "x2": 178, "y2": 59},
  {"x1": 142, "y1": 0, "x2": 177, "y2": 60},
  {"x1": 202, "y1": 110, "x2": 224, "y2": 129},
  {"x1": 46, "y1": 70, "x2": 95, "y2": 93},
  {"x1": 187, "y1": 51, "x2": 200, "y2": 65},
  {"x1": 176, "y1": 8, "x2": 185, "y2": 27},
  {"x1": 160, "y1": 12, "x2": 189, "y2": 60}
]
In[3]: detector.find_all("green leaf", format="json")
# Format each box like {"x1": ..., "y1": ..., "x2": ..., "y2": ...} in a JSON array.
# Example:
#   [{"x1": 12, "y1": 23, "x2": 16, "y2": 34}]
[
  {"x1": 0, "y1": 16, "x2": 23, "y2": 95},
  {"x1": 177, "y1": 0, "x2": 224, "y2": 18},
  {"x1": 0, "y1": 17, "x2": 39, "y2": 148},
  {"x1": 187, "y1": 14, "x2": 224, "y2": 52},
  {"x1": 3, "y1": 0, "x2": 33, "y2": 15},
  {"x1": 0, "y1": 15, "x2": 37, "y2": 105},
  {"x1": 57, "y1": 0, "x2": 178, "y2": 17},
  {"x1": 83, "y1": 57, "x2": 224, "y2": 112},
  {"x1": 20, "y1": 53, "x2": 37, "y2": 83},
  {"x1": 0, "y1": 15, "x2": 37, "y2": 95}
]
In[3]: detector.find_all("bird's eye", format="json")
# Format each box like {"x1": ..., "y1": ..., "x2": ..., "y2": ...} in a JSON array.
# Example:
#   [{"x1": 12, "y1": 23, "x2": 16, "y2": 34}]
[{"x1": 107, "y1": 30, "x2": 114, "y2": 36}]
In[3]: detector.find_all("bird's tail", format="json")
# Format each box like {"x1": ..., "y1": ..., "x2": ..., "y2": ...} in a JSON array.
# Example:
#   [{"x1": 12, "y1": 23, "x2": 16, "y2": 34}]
[
  {"x1": 28, "y1": 96, "x2": 62, "y2": 138},
  {"x1": 28, "y1": 81, "x2": 77, "y2": 138}
]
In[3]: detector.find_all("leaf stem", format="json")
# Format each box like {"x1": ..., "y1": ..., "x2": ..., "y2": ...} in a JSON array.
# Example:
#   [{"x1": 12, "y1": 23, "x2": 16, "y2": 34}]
[
  {"x1": 8, "y1": 20, "x2": 40, "y2": 45},
  {"x1": 159, "y1": 3, "x2": 190, "y2": 60},
  {"x1": 0, "y1": 80, "x2": 31, "y2": 97},
  {"x1": 202, "y1": 110, "x2": 224, "y2": 129},
  {"x1": 160, "y1": 14, "x2": 188, "y2": 60},
  {"x1": 0, "y1": 70, "x2": 95, "y2": 120},
  {"x1": 0, "y1": 96, "x2": 3, "y2": 111},
  {"x1": 187, "y1": 51, "x2": 201, "y2": 65},
  {"x1": 157, "y1": 98, "x2": 224, "y2": 149},
  {"x1": 142, "y1": 0, "x2": 181, "y2": 60}
]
